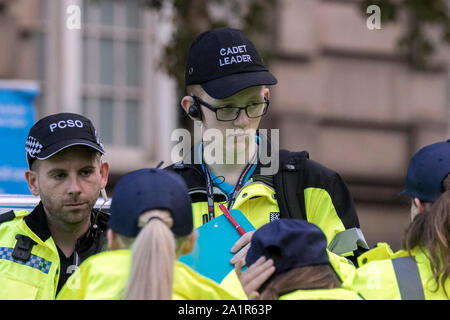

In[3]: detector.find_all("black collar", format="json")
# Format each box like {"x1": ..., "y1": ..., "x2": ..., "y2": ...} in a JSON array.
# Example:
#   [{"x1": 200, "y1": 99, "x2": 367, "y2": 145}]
[
  {"x1": 24, "y1": 201, "x2": 52, "y2": 242},
  {"x1": 23, "y1": 201, "x2": 102, "y2": 253}
]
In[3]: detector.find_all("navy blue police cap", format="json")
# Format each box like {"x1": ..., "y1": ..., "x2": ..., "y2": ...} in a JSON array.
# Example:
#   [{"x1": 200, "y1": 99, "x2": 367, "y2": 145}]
[
  {"x1": 108, "y1": 168, "x2": 193, "y2": 238},
  {"x1": 400, "y1": 139, "x2": 450, "y2": 202},
  {"x1": 25, "y1": 112, "x2": 104, "y2": 169},
  {"x1": 246, "y1": 219, "x2": 330, "y2": 275},
  {"x1": 185, "y1": 28, "x2": 277, "y2": 99}
]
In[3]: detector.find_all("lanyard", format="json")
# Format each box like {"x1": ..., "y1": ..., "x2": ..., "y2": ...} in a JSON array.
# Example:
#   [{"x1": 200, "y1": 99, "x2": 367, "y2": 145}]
[{"x1": 200, "y1": 142, "x2": 258, "y2": 221}]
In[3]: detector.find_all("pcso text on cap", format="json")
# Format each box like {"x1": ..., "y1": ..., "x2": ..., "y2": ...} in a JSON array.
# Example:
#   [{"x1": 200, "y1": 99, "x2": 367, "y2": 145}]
[{"x1": 25, "y1": 112, "x2": 104, "y2": 168}]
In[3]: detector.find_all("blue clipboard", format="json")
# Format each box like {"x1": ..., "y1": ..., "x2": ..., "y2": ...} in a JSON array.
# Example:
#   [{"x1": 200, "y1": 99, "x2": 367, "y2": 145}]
[{"x1": 179, "y1": 209, "x2": 255, "y2": 283}]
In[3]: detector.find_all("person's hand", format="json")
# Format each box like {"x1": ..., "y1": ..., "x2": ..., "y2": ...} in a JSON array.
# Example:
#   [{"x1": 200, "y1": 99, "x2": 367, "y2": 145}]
[
  {"x1": 229, "y1": 230, "x2": 255, "y2": 266},
  {"x1": 235, "y1": 256, "x2": 275, "y2": 300}
]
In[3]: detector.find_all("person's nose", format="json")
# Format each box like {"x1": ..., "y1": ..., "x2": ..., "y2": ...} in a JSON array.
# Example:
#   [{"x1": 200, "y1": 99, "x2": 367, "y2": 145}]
[
  {"x1": 67, "y1": 174, "x2": 82, "y2": 196},
  {"x1": 233, "y1": 109, "x2": 250, "y2": 128}
]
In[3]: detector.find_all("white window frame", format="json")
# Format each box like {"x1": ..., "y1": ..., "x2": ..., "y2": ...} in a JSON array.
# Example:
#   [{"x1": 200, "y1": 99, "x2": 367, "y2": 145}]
[{"x1": 40, "y1": 0, "x2": 177, "y2": 173}]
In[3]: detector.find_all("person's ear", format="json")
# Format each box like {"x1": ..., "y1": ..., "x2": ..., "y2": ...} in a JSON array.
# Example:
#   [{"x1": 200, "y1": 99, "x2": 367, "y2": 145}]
[
  {"x1": 25, "y1": 170, "x2": 40, "y2": 196},
  {"x1": 181, "y1": 96, "x2": 202, "y2": 121},
  {"x1": 263, "y1": 87, "x2": 270, "y2": 100},
  {"x1": 414, "y1": 198, "x2": 426, "y2": 214},
  {"x1": 180, "y1": 229, "x2": 198, "y2": 255},
  {"x1": 99, "y1": 161, "x2": 109, "y2": 189},
  {"x1": 411, "y1": 197, "x2": 428, "y2": 221}
]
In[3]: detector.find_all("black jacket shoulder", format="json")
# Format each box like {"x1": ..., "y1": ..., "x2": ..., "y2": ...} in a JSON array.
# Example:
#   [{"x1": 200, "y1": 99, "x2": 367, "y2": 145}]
[
  {"x1": 303, "y1": 158, "x2": 342, "y2": 188},
  {"x1": 303, "y1": 158, "x2": 360, "y2": 229}
]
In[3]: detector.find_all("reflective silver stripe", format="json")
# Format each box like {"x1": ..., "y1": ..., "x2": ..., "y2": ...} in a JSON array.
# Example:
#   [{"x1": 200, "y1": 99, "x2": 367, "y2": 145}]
[
  {"x1": 327, "y1": 228, "x2": 369, "y2": 255},
  {"x1": 392, "y1": 256, "x2": 425, "y2": 300}
]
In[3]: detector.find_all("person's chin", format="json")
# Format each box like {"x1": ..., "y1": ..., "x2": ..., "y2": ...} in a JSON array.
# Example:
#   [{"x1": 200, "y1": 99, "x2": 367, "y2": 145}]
[
  {"x1": 63, "y1": 205, "x2": 91, "y2": 223},
  {"x1": 224, "y1": 141, "x2": 245, "y2": 151}
]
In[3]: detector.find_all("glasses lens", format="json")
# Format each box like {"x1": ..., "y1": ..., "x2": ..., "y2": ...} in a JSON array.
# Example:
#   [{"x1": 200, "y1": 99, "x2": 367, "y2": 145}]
[
  {"x1": 217, "y1": 107, "x2": 240, "y2": 121},
  {"x1": 247, "y1": 103, "x2": 267, "y2": 118}
]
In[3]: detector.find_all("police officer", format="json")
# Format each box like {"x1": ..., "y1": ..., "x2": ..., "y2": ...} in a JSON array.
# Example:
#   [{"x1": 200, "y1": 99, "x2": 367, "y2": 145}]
[
  {"x1": 352, "y1": 140, "x2": 450, "y2": 299},
  {"x1": 0, "y1": 113, "x2": 109, "y2": 299},
  {"x1": 57, "y1": 169, "x2": 240, "y2": 300},
  {"x1": 166, "y1": 28, "x2": 368, "y2": 266}
]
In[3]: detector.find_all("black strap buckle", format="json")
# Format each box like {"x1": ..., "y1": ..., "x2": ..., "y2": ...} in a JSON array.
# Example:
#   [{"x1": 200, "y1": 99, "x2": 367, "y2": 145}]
[{"x1": 12, "y1": 235, "x2": 37, "y2": 261}]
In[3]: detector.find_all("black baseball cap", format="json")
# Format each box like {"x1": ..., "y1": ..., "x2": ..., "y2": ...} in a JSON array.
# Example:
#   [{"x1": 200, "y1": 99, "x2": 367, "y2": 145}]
[
  {"x1": 185, "y1": 28, "x2": 277, "y2": 99},
  {"x1": 25, "y1": 113, "x2": 104, "y2": 168},
  {"x1": 400, "y1": 139, "x2": 450, "y2": 202},
  {"x1": 246, "y1": 219, "x2": 330, "y2": 275},
  {"x1": 108, "y1": 168, "x2": 193, "y2": 238}
]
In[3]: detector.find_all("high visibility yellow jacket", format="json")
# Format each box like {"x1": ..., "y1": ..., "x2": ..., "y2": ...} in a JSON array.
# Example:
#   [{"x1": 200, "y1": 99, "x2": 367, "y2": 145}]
[
  {"x1": 352, "y1": 243, "x2": 450, "y2": 300},
  {"x1": 220, "y1": 249, "x2": 359, "y2": 300},
  {"x1": 0, "y1": 209, "x2": 60, "y2": 300},
  {"x1": 0, "y1": 203, "x2": 108, "y2": 300},
  {"x1": 56, "y1": 249, "x2": 241, "y2": 300},
  {"x1": 166, "y1": 146, "x2": 368, "y2": 260}
]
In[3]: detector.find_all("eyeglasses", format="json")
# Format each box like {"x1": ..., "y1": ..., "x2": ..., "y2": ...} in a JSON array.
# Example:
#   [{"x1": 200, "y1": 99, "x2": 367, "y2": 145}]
[{"x1": 192, "y1": 96, "x2": 270, "y2": 121}]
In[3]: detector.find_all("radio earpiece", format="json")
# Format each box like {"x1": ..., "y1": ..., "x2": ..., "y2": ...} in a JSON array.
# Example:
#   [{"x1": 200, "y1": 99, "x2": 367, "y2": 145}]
[
  {"x1": 188, "y1": 97, "x2": 202, "y2": 121},
  {"x1": 100, "y1": 188, "x2": 108, "y2": 202}
]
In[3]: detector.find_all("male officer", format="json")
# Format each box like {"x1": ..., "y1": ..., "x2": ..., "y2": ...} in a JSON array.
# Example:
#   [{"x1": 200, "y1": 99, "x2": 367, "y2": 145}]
[
  {"x1": 0, "y1": 112, "x2": 109, "y2": 299},
  {"x1": 166, "y1": 28, "x2": 368, "y2": 266}
]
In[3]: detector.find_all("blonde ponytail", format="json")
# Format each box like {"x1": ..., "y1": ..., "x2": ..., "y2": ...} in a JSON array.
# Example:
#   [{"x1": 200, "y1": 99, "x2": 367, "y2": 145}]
[{"x1": 123, "y1": 210, "x2": 176, "y2": 300}]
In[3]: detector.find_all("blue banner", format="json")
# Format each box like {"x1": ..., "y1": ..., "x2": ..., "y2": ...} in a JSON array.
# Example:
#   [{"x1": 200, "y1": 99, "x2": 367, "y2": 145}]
[{"x1": 0, "y1": 82, "x2": 39, "y2": 194}]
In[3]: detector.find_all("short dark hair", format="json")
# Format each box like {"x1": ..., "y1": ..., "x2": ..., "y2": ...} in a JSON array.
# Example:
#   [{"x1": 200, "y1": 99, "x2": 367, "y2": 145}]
[{"x1": 30, "y1": 159, "x2": 41, "y2": 172}]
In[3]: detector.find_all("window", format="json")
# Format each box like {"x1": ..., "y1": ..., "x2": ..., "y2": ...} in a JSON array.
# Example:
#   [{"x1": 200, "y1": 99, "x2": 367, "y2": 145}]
[
  {"x1": 31, "y1": 0, "x2": 177, "y2": 173},
  {"x1": 81, "y1": 0, "x2": 143, "y2": 147}
]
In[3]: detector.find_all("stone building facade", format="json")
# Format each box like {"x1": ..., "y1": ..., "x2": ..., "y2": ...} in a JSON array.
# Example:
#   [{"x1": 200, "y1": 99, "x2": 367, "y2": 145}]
[{"x1": 266, "y1": 0, "x2": 449, "y2": 249}]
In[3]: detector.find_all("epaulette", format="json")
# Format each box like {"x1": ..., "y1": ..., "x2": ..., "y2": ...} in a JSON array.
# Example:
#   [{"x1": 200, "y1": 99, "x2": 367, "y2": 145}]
[{"x1": 0, "y1": 210, "x2": 15, "y2": 225}]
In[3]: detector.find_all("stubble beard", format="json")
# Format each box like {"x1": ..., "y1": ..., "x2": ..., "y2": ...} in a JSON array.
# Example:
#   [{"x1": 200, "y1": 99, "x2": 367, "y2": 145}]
[{"x1": 40, "y1": 192, "x2": 96, "y2": 229}]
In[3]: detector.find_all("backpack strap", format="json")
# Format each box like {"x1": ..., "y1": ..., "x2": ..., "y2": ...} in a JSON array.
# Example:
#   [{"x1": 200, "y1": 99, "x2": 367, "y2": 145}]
[{"x1": 273, "y1": 150, "x2": 309, "y2": 220}]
